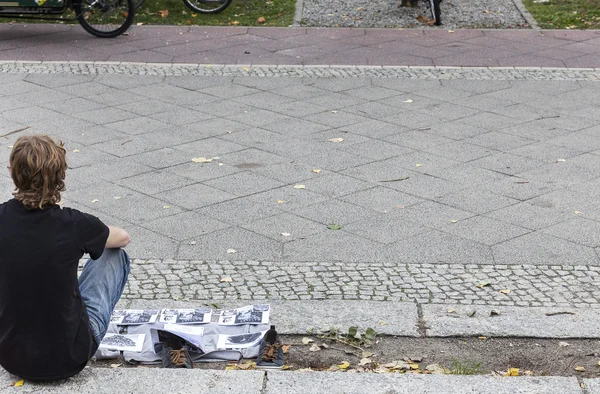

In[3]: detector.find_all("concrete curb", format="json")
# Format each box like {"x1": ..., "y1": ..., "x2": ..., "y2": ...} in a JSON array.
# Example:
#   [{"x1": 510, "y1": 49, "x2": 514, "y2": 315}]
[
  {"x1": 124, "y1": 300, "x2": 600, "y2": 339},
  {"x1": 0, "y1": 368, "x2": 585, "y2": 393},
  {"x1": 292, "y1": 0, "x2": 304, "y2": 26},
  {"x1": 510, "y1": 0, "x2": 540, "y2": 29}
]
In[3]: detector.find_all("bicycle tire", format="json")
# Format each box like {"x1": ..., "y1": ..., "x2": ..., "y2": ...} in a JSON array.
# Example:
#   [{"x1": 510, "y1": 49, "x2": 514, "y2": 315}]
[
  {"x1": 428, "y1": 0, "x2": 441, "y2": 25},
  {"x1": 134, "y1": 0, "x2": 144, "y2": 10},
  {"x1": 182, "y1": 0, "x2": 232, "y2": 14},
  {"x1": 75, "y1": 0, "x2": 135, "y2": 38}
]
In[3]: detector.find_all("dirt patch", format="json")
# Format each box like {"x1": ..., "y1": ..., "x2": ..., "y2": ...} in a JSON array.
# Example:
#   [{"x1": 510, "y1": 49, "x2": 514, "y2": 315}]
[{"x1": 94, "y1": 335, "x2": 600, "y2": 378}]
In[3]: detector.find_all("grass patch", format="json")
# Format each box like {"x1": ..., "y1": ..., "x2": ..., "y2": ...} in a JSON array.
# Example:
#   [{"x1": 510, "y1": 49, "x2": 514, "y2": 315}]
[
  {"x1": 0, "y1": 0, "x2": 295, "y2": 27},
  {"x1": 446, "y1": 359, "x2": 483, "y2": 375},
  {"x1": 523, "y1": 0, "x2": 600, "y2": 29}
]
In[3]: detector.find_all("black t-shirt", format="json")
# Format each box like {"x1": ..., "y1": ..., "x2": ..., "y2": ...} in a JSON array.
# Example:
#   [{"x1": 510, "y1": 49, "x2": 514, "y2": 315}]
[{"x1": 0, "y1": 199, "x2": 109, "y2": 381}]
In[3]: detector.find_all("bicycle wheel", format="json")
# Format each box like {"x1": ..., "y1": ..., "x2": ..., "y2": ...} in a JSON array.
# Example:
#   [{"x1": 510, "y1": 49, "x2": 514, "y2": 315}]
[
  {"x1": 428, "y1": 0, "x2": 441, "y2": 25},
  {"x1": 182, "y1": 0, "x2": 232, "y2": 14},
  {"x1": 75, "y1": 0, "x2": 135, "y2": 38},
  {"x1": 134, "y1": 0, "x2": 144, "y2": 10}
]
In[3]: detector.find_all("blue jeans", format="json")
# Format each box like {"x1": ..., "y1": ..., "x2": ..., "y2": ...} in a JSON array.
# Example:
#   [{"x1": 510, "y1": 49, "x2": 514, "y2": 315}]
[{"x1": 78, "y1": 248, "x2": 130, "y2": 346}]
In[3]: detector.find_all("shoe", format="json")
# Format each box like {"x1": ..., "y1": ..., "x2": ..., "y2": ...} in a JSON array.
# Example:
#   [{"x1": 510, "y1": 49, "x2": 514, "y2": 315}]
[
  {"x1": 162, "y1": 346, "x2": 194, "y2": 369},
  {"x1": 256, "y1": 326, "x2": 284, "y2": 370}
]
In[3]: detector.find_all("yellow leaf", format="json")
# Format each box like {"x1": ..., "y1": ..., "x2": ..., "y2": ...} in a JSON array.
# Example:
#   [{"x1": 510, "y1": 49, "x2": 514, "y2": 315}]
[
  {"x1": 294, "y1": 185, "x2": 306, "y2": 189},
  {"x1": 403, "y1": 99, "x2": 413, "y2": 103},
  {"x1": 220, "y1": 277, "x2": 233, "y2": 282},
  {"x1": 281, "y1": 232, "x2": 291, "y2": 237},
  {"x1": 72, "y1": 149, "x2": 80, "y2": 153},
  {"x1": 192, "y1": 157, "x2": 212, "y2": 163},
  {"x1": 500, "y1": 289, "x2": 511, "y2": 294},
  {"x1": 524, "y1": 370, "x2": 533, "y2": 376},
  {"x1": 447, "y1": 308, "x2": 457, "y2": 313},
  {"x1": 448, "y1": 29, "x2": 455, "y2": 33},
  {"x1": 574, "y1": 211, "x2": 582, "y2": 214},
  {"x1": 163, "y1": 205, "x2": 172, "y2": 209},
  {"x1": 282, "y1": 364, "x2": 291, "y2": 370},
  {"x1": 312, "y1": 169, "x2": 321, "y2": 173},
  {"x1": 231, "y1": 20, "x2": 240, "y2": 25},
  {"x1": 505, "y1": 368, "x2": 519, "y2": 376},
  {"x1": 450, "y1": 220, "x2": 457, "y2": 223},
  {"x1": 225, "y1": 364, "x2": 238, "y2": 370},
  {"x1": 276, "y1": 200, "x2": 287, "y2": 204},
  {"x1": 226, "y1": 248, "x2": 237, "y2": 254},
  {"x1": 302, "y1": 337, "x2": 314, "y2": 344},
  {"x1": 575, "y1": 366, "x2": 585, "y2": 372},
  {"x1": 242, "y1": 67, "x2": 249, "y2": 71},
  {"x1": 110, "y1": 363, "x2": 121, "y2": 368},
  {"x1": 257, "y1": 16, "x2": 266, "y2": 23},
  {"x1": 409, "y1": 363, "x2": 419, "y2": 370},
  {"x1": 378, "y1": 320, "x2": 389, "y2": 325},
  {"x1": 15, "y1": 380, "x2": 24, "y2": 387},
  {"x1": 476, "y1": 281, "x2": 491, "y2": 288},
  {"x1": 362, "y1": 351, "x2": 373, "y2": 358},
  {"x1": 157, "y1": 9, "x2": 169, "y2": 17},
  {"x1": 191, "y1": 12, "x2": 197, "y2": 17},
  {"x1": 337, "y1": 361, "x2": 351, "y2": 370},
  {"x1": 328, "y1": 138, "x2": 344, "y2": 143},
  {"x1": 136, "y1": 22, "x2": 144, "y2": 26},
  {"x1": 282, "y1": 345, "x2": 291, "y2": 354}
]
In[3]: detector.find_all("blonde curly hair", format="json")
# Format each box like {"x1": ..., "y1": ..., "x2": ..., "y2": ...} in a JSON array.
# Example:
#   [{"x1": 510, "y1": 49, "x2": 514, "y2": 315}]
[{"x1": 9, "y1": 135, "x2": 67, "y2": 210}]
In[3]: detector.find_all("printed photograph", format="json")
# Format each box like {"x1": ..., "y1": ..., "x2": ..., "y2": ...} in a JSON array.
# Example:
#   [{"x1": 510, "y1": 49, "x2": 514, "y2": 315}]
[
  {"x1": 99, "y1": 333, "x2": 145, "y2": 352},
  {"x1": 110, "y1": 309, "x2": 159, "y2": 325},
  {"x1": 216, "y1": 332, "x2": 265, "y2": 349}
]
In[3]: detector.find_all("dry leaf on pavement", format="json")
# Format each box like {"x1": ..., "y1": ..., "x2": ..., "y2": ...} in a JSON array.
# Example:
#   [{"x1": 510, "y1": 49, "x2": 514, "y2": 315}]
[
  {"x1": 337, "y1": 361, "x2": 351, "y2": 370},
  {"x1": 575, "y1": 366, "x2": 585, "y2": 372},
  {"x1": 309, "y1": 344, "x2": 321, "y2": 352},
  {"x1": 328, "y1": 138, "x2": 344, "y2": 143},
  {"x1": 226, "y1": 249, "x2": 237, "y2": 254},
  {"x1": 220, "y1": 277, "x2": 233, "y2": 283},
  {"x1": 293, "y1": 185, "x2": 306, "y2": 189},
  {"x1": 157, "y1": 9, "x2": 169, "y2": 17},
  {"x1": 302, "y1": 337, "x2": 314, "y2": 345}
]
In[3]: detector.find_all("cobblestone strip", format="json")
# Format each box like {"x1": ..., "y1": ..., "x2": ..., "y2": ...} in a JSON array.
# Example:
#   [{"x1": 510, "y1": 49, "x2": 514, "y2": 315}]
[
  {"x1": 1, "y1": 62, "x2": 599, "y2": 81},
  {"x1": 77, "y1": 259, "x2": 600, "y2": 308}
]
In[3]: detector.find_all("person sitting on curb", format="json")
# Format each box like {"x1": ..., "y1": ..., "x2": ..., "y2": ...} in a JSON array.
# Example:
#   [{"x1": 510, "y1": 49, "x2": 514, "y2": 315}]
[{"x1": 0, "y1": 135, "x2": 131, "y2": 381}]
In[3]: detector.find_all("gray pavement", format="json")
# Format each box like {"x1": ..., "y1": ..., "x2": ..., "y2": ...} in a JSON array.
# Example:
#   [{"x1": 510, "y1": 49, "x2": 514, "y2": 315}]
[{"x1": 0, "y1": 368, "x2": 590, "y2": 394}]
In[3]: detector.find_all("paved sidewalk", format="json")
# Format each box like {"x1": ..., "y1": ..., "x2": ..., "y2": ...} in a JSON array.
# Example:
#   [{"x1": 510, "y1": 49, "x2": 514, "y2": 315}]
[
  {"x1": 1, "y1": 24, "x2": 600, "y2": 67},
  {"x1": 0, "y1": 368, "x2": 590, "y2": 394}
]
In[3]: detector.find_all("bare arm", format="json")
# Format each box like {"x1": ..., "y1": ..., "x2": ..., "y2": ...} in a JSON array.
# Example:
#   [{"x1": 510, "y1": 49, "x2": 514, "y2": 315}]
[{"x1": 105, "y1": 226, "x2": 131, "y2": 249}]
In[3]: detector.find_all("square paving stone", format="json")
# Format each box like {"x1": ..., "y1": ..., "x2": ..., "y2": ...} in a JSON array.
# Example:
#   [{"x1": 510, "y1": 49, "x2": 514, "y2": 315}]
[
  {"x1": 342, "y1": 102, "x2": 402, "y2": 119},
  {"x1": 115, "y1": 170, "x2": 195, "y2": 195},
  {"x1": 486, "y1": 201, "x2": 574, "y2": 230},
  {"x1": 261, "y1": 117, "x2": 330, "y2": 136},
  {"x1": 300, "y1": 173, "x2": 372, "y2": 198},
  {"x1": 219, "y1": 148, "x2": 288, "y2": 168},
  {"x1": 424, "y1": 141, "x2": 496, "y2": 162},
  {"x1": 305, "y1": 93, "x2": 367, "y2": 110},
  {"x1": 166, "y1": 161, "x2": 242, "y2": 182},
  {"x1": 429, "y1": 164, "x2": 511, "y2": 188},
  {"x1": 72, "y1": 107, "x2": 138, "y2": 125},
  {"x1": 93, "y1": 136, "x2": 171, "y2": 158},
  {"x1": 242, "y1": 212, "x2": 325, "y2": 242},
  {"x1": 382, "y1": 111, "x2": 447, "y2": 130},
  {"x1": 294, "y1": 147, "x2": 374, "y2": 172},
  {"x1": 518, "y1": 162, "x2": 597, "y2": 187},
  {"x1": 383, "y1": 130, "x2": 454, "y2": 150},
  {"x1": 64, "y1": 146, "x2": 116, "y2": 169},
  {"x1": 56, "y1": 124, "x2": 126, "y2": 147},
  {"x1": 386, "y1": 173, "x2": 464, "y2": 200},
  {"x1": 177, "y1": 227, "x2": 282, "y2": 261},
  {"x1": 547, "y1": 131, "x2": 600, "y2": 152},
  {"x1": 226, "y1": 108, "x2": 297, "y2": 128},
  {"x1": 116, "y1": 100, "x2": 179, "y2": 117},
  {"x1": 148, "y1": 107, "x2": 214, "y2": 126},
  {"x1": 292, "y1": 199, "x2": 378, "y2": 226},
  {"x1": 63, "y1": 182, "x2": 141, "y2": 209},
  {"x1": 95, "y1": 195, "x2": 183, "y2": 225},
  {"x1": 104, "y1": 117, "x2": 171, "y2": 136},
  {"x1": 307, "y1": 111, "x2": 370, "y2": 128},
  {"x1": 340, "y1": 186, "x2": 424, "y2": 213},
  {"x1": 394, "y1": 200, "x2": 476, "y2": 229},
  {"x1": 383, "y1": 151, "x2": 461, "y2": 174},
  {"x1": 65, "y1": 160, "x2": 153, "y2": 190},
  {"x1": 242, "y1": 186, "x2": 329, "y2": 213},
  {"x1": 197, "y1": 84, "x2": 261, "y2": 99},
  {"x1": 337, "y1": 139, "x2": 413, "y2": 161},
  {"x1": 542, "y1": 217, "x2": 600, "y2": 248},
  {"x1": 204, "y1": 171, "x2": 285, "y2": 196},
  {"x1": 464, "y1": 130, "x2": 536, "y2": 151},
  {"x1": 253, "y1": 162, "x2": 326, "y2": 184},
  {"x1": 483, "y1": 177, "x2": 562, "y2": 201},
  {"x1": 422, "y1": 121, "x2": 491, "y2": 141},
  {"x1": 343, "y1": 213, "x2": 428, "y2": 244},
  {"x1": 441, "y1": 216, "x2": 531, "y2": 246},
  {"x1": 195, "y1": 196, "x2": 281, "y2": 226},
  {"x1": 492, "y1": 231, "x2": 599, "y2": 266},
  {"x1": 437, "y1": 189, "x2": 519, "y2": 214},
  {"x1": 508, "y1": 142, "x2": 585, "y2": 163},
  {"x1": 154, "y1": 183, "x2": 237, "y2": 210},
  {"x1": 283, "y1": 230, "x2": 386, "y2": 262},
  {"x1": 142, "y1": 211, "x2": 230, "y2": 241},
  {"x1": 383, "y1": 229, "x2": 494, "y2": 265},
  {"x1": 340, "y1": 119, "x2": 409, "y2": 139},
  {"x1": 469, "y1": 152, "x2": 546, "y2": 175},
  {"x1": 172, "y1": 136, "x2": 246, "y2": 155},
  {"x1": 130, "y1": 147, "x2": 194, "y2": 169}
]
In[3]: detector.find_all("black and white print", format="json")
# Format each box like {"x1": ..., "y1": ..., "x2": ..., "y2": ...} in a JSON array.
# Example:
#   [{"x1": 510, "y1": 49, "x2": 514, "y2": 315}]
[
  {"x1": 216, "y1": 331, "x2": 265, "y2": 349},
  {"x1": 159, "y1": 308, "x2": 212, "y2": 324},
  {"x1": 217, "y1": 305, "x2": 270, "y2": 325},
  {"x1": 110, "y1": 309, "x2": 159, "y2": 325},
  {"x1": 99, "y1": 333, "x2": 145, "y2": 352}
]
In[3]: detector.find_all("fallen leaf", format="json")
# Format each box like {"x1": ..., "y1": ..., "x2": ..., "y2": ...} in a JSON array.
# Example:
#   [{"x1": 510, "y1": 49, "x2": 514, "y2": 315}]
[
  {"x1": 426, "y1": 364, "x2": 445, "y2": 374},
  {"x1": 163, "y1": 205, "x2": 172, "y2": 209},
  {"x1": 556, "y1": 159, "x2": 566, "y2": 162},
  {"x1": 188, "y1": 241, "x2": 197, "y2": 245},
  {"x1": 559, "y1": 341, "x2": 570, "y2": 347},
  {"x1": 328, "y1": 138, "x2": 344, "y2": 143},
  {"x1": 490, "y1": 310, "x2": 500, "y2": 316},
  {"x1": 282, "y1": 345, "x2": 290, "y2": 354},
  {"x1": 378, "y1": 321, "x2": 389, "y2": 326},
  {"x1": 220, "y1": 277, "x2": 233, "y2": 282},
  {"x1": 575, "y1": 366, "x2": 585, "y2": 372},
  {"x1": 479, "y1": 336, "x2": 487, "y2": 340},
  {"x1": 15, "y1": 380, "x2": 24, "y2": 387},
  {"x1": 505, "y1": 368, "x2": 519, "y2": 376},
  {"x1": 500, "y1": 289, "x2": 511, "y2": 294},
  {"x1": 226, "y1": 249, "x2": 237, "y2": 254},
  {"x1": 467, "y1": 310, "x2": 476, "y2": 317},
  {"x1": 238, "y1": 361, "x2": 256, "y2": 370},
  {"x1": 448, "y1": 30, "x2": 455, "y2": 33},
  {"x1": 281, "y1": 233, "x2": 291, "y2": 237},
  {"x1": 309, "y1": 344, "x2": 321, "y2": 352},
  {"x1": 476, "y1": 281, "x2": 491, "y2": 288},
  {"x1": 409, "y1": 363, "x2": 420, "y2": 370},
  {"x1": 327, "y1": 224, "x2": 343, "y2": 230},
  {"x1": 136, "y1": 22, "x2": 144, "y2": 26},
  {"x1": 331, "y1": 110, "x2": 338, "y2": 113},
  {"x1": 359, "y1": 358, "x2": 372, "y2": 366},
  {"x1": 415, "y1": 163, "x2": 423, "y2": 167},
  {"x1": 450, "y1": 220, "x2": 457, "y2": 223},
  {"x1": 524, "y1": 370, "x2": 533, "y2": 376},
  {"x1": 230, "y1": 20, "x2": 240, "y2": 25},
  {"x1": 362, "y1": 351, "x2": 373, "y2": 358},
  {"x1": 293, "y1": 185, "x2": 306, "y2": 189},
  {"x1": 337, "y1": 361, "x2": 351, "y2": 370},
  {"x1": 379, "y1": 176, "x2": 410, "y2": 183},
  {"x1": 72, "y1": 149, "x2": 80, "y2": 153},
  {"x1": 192, "y1": 157, "x2": 213, "y2": 163},
  {"x1": 276, "y1": 200, "x2": 287, "y2": 204},
  {"x1": 302, "y1": 337, "x2": 314, "y2": 345},
  {"x1": 574, "y1": 211, "x2": 582, "y2": 215},
  {"x1": 447, "y1": 308, "x2": 457, "y2": 313},
  {"x1": 110, "y1": 363, "x2": 121, "y2": 368},
  {"x1": 157, "y1": 9, "x2": 169, "y2": 17},
  {"x1": 312, "y1": 169, "x2": 321, "y2": 173},
  {"x1": 257, "y1": 16, "x2": 266, "y2": 23},
  {"x1": 403, "y1": 99, "x2": 414, "y2": 103},
  {"x1": 114, "y1": 196, "x2": 121, "y2": 200}
]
